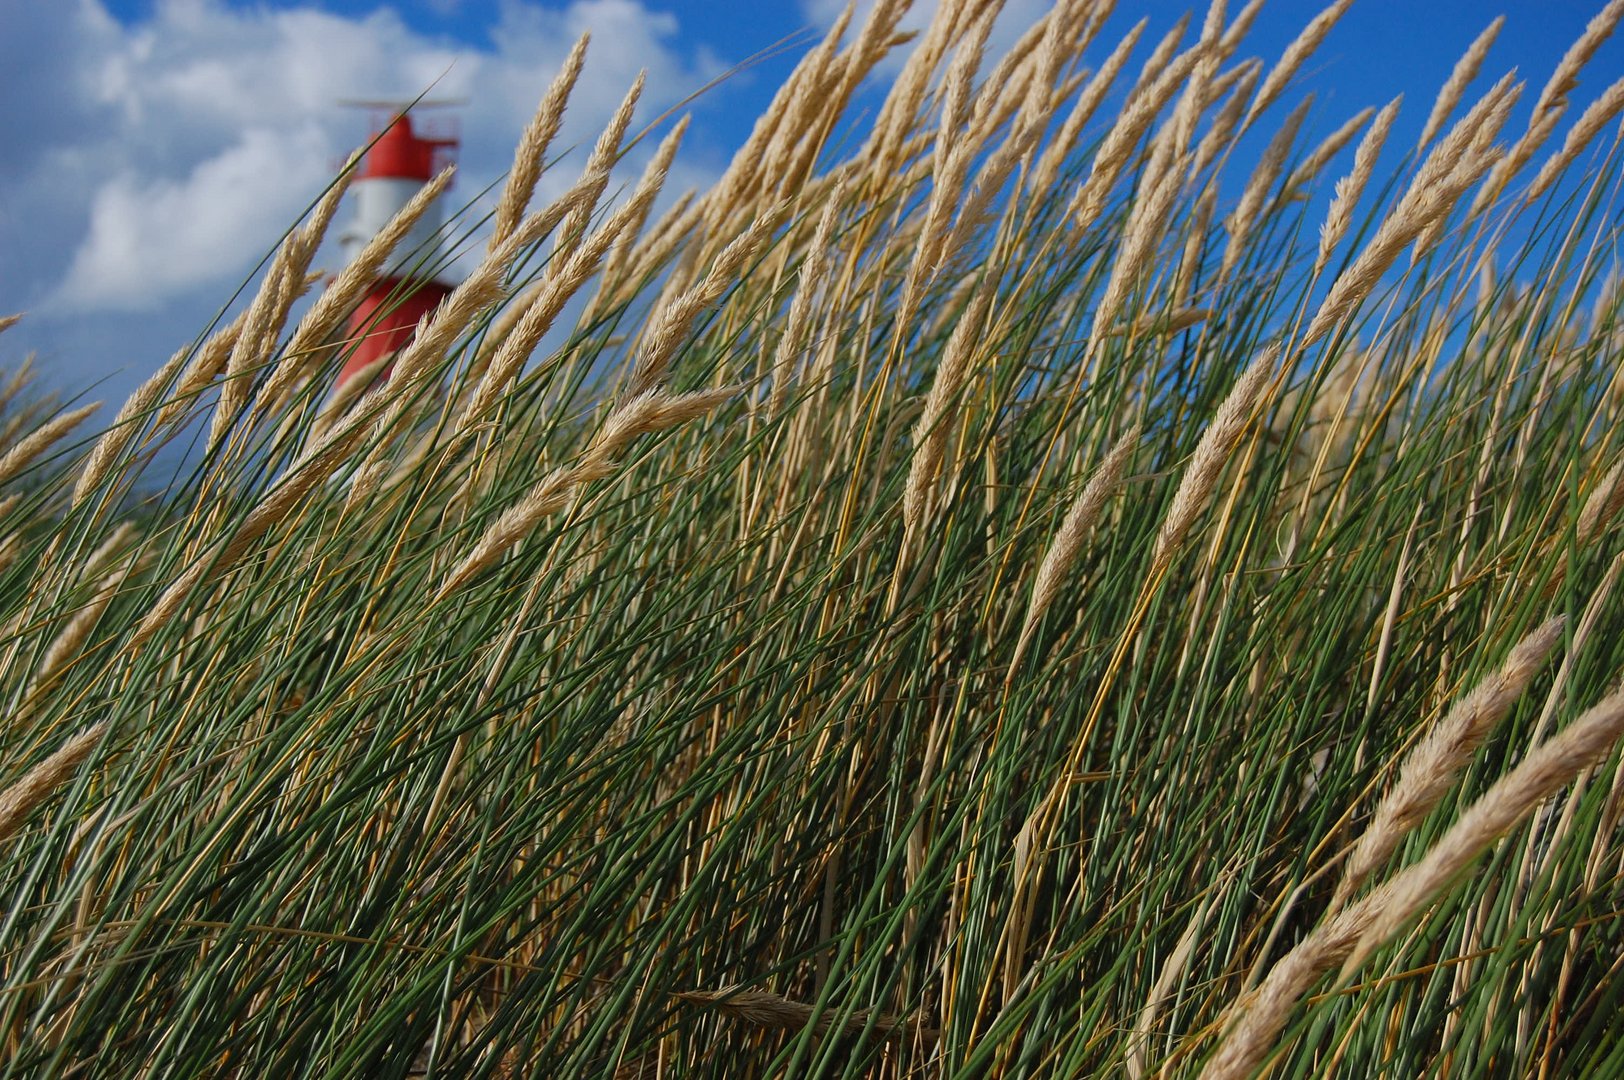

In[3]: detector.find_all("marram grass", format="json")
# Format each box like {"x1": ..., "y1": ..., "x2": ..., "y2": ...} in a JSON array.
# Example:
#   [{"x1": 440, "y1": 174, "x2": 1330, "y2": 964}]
[{"x1": 3, "y1": 1, "x2": 1624, "y2": 1075}]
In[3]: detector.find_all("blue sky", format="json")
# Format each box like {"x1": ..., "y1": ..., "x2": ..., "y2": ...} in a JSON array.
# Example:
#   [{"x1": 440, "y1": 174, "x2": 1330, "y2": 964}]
[{"x1": 3, "y1": 0, "x2": 1622, "y2": 409}]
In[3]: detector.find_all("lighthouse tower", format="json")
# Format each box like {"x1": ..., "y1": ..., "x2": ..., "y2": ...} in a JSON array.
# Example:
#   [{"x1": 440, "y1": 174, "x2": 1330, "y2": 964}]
[{"x1": 336, "y1": 107, "x2": 459, "y2": 389}]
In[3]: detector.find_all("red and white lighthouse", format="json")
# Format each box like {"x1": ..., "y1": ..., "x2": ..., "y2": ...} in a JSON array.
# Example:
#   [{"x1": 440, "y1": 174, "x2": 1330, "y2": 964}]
[{"x1": 336, "y1": 108, "x2": 459, "y2": 389}]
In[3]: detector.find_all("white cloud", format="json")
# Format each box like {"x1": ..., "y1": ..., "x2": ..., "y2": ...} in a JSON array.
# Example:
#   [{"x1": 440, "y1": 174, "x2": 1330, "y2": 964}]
[
  {"x1": 12, "y1": 0, "x2": 724, "y2": 319},
  {"x1": 51, "y1": 127, "x2": 334, "y2": 312}
]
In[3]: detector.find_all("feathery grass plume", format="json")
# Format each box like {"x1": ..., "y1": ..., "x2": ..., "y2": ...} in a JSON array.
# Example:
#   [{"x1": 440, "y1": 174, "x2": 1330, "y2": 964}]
[
  {"x1": 1579, "y1": 456, "x2": 1624, "y2": 543},
  {"x1": 1223, "y1": 95, "x2": 1313, "y2": 276},
  {"x1": 29, "y1": 560, "x2": 140, "y2": 695},
  {"x1": 902, "y1": 287, "x2": 995, "y2": 541},
  {"x1": 1530, "y1": 0, "x2": 1624, "y2": 124},
  {"x1": 699, "y1": 5, "x2": 854, "y2": 234},
  {"x1": 210, "y1": 157, "x2": 359, "y2": 450},
  {"x1": 1527, "y1": 77, "x2": 1624, "y2": 202},
  {"x1": 1204, "y1": 685, "x2": 1624, "y2": 1080},
  {"x1": 1152, "y1": 345, "x2": 1277, "y2": 571},
  {"x1": 463, "y1": 164, "x2": 659, "y2": 422},
  {"x1": 489, "y1": 32, "x2": 588, "y2": 250},
  {"x1": 266, "y1": 165, "x2": 456, "y2": 409},
  {"x1": 592, "y1": 115, "x2": 690, "y2": 309},
  {"x1": 1007, "y1": 0, "x2": 1096, "y2": 150},
  {"x1": 152, "y1": 306, "x2": 254, "y2": 430},
  {"x1": 1472, "y1": 100, "x2": 1566, "y2": 214},
  {"x1": 748, "y1": 8, "x2": 875, "y2": 213},
  {"x1": 0, "y1": 723, "x2": 105, "y2": 844},
  {"x1": 1243, "y1": 0, "x2": 1354, "y2": 129},
  {"x1": 1331, "y1": 616, "x2": 1566, "y2": 911},
  {"x1": 893, "y1": 7, "x2": 994, "y2": 329},
  {"x1": 126, "y1": 200, "x2": 564, "y2": 656},
  {"x1": 863, "y1": 0, "x2": 981, "y2": 175},
  {"x1": 1287, "y1": 104, "x2": 1375, "y2": 192},
  {"x1": 0, "y1": 402, "x2": 99, "y2": 490},
  {"x1": 1126, "y1": 888, "x2": 1218, "y2": 1080},
  {"x1": 1031, "y1": 18, "x2": 1147, "y2": 196},
  {"x1": 435, "y1": 385, "x2": 740, "y2": 599},
  {"x1": 1009, "y1": 425, "x2": 1138, "y2": 676},
  {"x1": 72, "y1": 344, "x2": 192, "y2": 507},
  {"x1": 1191, "y1": 59, "x2": 1261, "y2": 179},
  {"x1": 1071, "y1": 45, "x2": 1205, "y2": 230},
  {"x1": 310, "y1": 353, "x2": 391, "y2": 441},
  {"x1": 1315, "y1": 95, "x2": 1401, "y2": 276},
  {"x1": 625, "y1": 202, "x2": 783, "y2": 399},
  {"x1": 768, "y1": 183, "x2": 844, "y2": 420},
  {"x1": 1342, "y1": 684, "x2": 1624, "y2": 974},
  {"x1": 0, "y1": 313, "x2": 20, "y2": 337},
  {"x1": 1091, "y1": 131, "x2": 1198, "y2": 344},
  {"x1": 1132, "y1": 13, "x2": 1193, "y2": 97},
  {"x1": 558, "y1": 72, "x2": 645, "y2": 247},
  {"x1": 1218, "y1": 0, "x2": 1266, "y2": 56},
  {"x1": 1304, "y1": 78, "x2": 1516, "y2": 345},
  {"x1": 1417, "y1": 17, "x2": 1504, "y2": 151}
]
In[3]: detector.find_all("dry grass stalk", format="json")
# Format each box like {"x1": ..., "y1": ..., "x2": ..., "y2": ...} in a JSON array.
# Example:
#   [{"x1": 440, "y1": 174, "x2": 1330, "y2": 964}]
[
  {"x1": 0, "y1": 403, "x2": 100, "y2": 490},
  {"x1": 673, "y1": 985, "x2": 933, "y2": 1042},
  {"x1": 864, "y1": 0, "x2": 981, "y2": 175},
  {"x1": 127, "y1": 199, "x2": 568, "y2": 656},
  {"x1": 211, "y1": 158, "x2": 359, "y2": 449},
  {"x1": 701, "y1": 4, "x2": 856, "y2": 235},
  {"x1": 489, "y1": 32, "x2": 588, "y2": 249},
  {"x1": 73, "y1": 344, "x2": 192, "y2": 507},
  {"x1": 1092, "y1": 138, "x2": 1196, "y2": 343},
  {"x1": 435, "y1": 386, "x2": 741, "y2": 599},
  {"x1": 902, "y1": 287, "x2": 995, "y2": 540},
  {"x1": 594, "y1": 191, "x2": 700, "y2": 318},
  {"x1": 1315, "y1": 95, "x2": 1401, "y2": 277},
  {"x1": 1342, "y1": 684, "x2": 1624, "y2": 976},
  {"x1": 1473, "y1": 102, "x2": 1565, "y2": 215},
  {"x1": 1530, "y1": 0, "x2": 1624, "y2": 126},
  {"x1": 0, "y1": 723, "x2": 106, "y2": 844},
  {"x1": 768, "y1": 184, "x2": 845, "y2": 419},
  {"x1": 1009, "y1": 0, "x2": 1094, "y2": 150},
  {"x1": 1031, "y1": 18, "x2": 1147, "y2": 196},
  {"x1": 1288, "y1": 105, "x2": 1375, "y2": 192},
  {"x1": 1191, "y1": 60, "x2": 1261, "y2": 180},
  {"x1": 464, "y1": 157, "x2": 669, "y2": 422},
  {"x1": 1243, "y1": 0, "x2": 1354, "y2": 130},
  {"x1": 267, "y1": 166, "x2": 457, "y2": 410},
  {"x1": 559, "y1": 72, "x2": 645, "y2": 247},
  {"x1": 1131, "y1": 14, "x2": 1192, "y2": 100},
  {"x1": 625, "y1": 202, "x2": 784, "y2": 400},
  {"x1": 153, "y1": 307, "x2": 255, "y2": 430},
  {"x1": 1418, "y1": 17, "x2": 1504, "y2": 151},
  {"x1": 1126, "y1": 889, "x2": 1218, "y2": 1080},
  {"x1": 0, "y1": 314, "x2": 21, "y2": 337},
  {"x1": 1203, "y1": 684, "x2": 1624, "y2": 1080},
  {"x1": 311, "y1": 354, "x2": 392, "y2": 441},
  {"x1": 593, "y1": 116, "x2": 691, "y2": 310},
  {"x1": 1527, "y1": 77, "x2": 1624, "y2": 202},
  {"x1": 1331, "y1": 617, "x2": 1567, "y2": 911},
  {"x1": 1009, "y1": 425, "x2": 1138, "y2": 675},
  {"x1": 1223, "y1": 96, "x2": 1313, "y2": 276},
  {"x1": 1217, "y1": 0, "x2": 1266, "y2": 57},
  {"x1": 1305, "y1": 79, "x2": 1515, "y2": 345},
  {"x1": 31, "y1": 560, "x2": 140, "y2": 694},
  {"x1": 1151, "y1": 345, "x2": 1277, "y2": 571},
  {"x1": 1579, "y1": 456, "x2": 1624, "y2": 543},
  {"x1": 1071, "y1": 45, "x2": 1204, "y2": 231},
  {"x1": 896, "y1": 7, "x2": 994, "y2": 320}
]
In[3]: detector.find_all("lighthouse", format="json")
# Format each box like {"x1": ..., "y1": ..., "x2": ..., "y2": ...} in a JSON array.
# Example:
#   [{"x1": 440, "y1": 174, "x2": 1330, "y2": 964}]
[{"x1": 335, "y1": 107, "x2": 459, "y2": 389}]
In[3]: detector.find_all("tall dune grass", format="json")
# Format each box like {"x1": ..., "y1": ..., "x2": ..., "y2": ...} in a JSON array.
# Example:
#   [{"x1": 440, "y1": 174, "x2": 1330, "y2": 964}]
[{"x1": 3, "y1": 1, "x2": 1624, "y2": 1075}]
